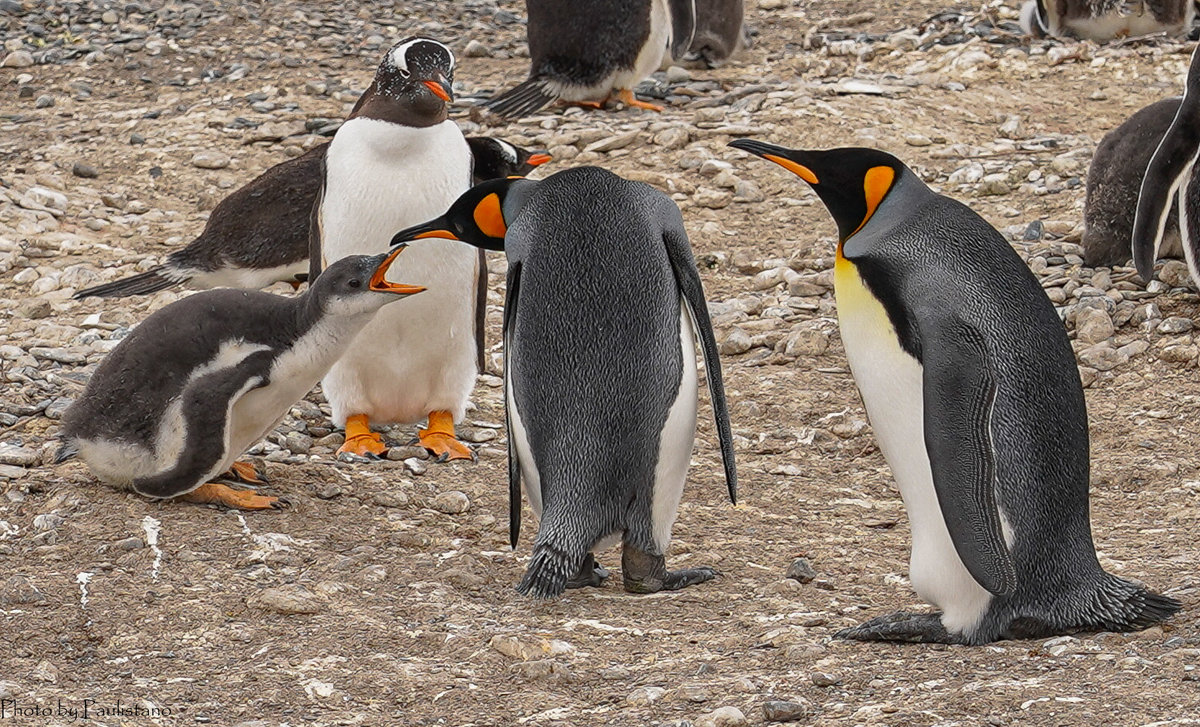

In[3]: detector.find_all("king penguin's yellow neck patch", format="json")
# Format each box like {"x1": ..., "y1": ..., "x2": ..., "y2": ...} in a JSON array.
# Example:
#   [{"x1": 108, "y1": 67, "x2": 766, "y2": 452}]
[{"x1": 852, "y1": 165, "x2": 895, "y2": 236}]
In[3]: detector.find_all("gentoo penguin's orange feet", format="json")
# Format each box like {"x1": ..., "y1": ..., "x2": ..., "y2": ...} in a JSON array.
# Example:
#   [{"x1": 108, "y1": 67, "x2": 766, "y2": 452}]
[
  {"x1": 418, "y1": 410, "x2": 474, "y2": 462},
  {"x1": 180, "y1": 482, "x2": 287, "y2": 510},
  {"x1": 225, "y1": 460, "x2": 267, "y2": 485},
  {"x1": 616, "y1": 89, "x2": 663, "y2": 112},
  {"x1": 338, "y1": 414, "x2": 388, "y2": 458},
  {"x1": 562, "y1": 99, "x2": 607, "y2": 110}
]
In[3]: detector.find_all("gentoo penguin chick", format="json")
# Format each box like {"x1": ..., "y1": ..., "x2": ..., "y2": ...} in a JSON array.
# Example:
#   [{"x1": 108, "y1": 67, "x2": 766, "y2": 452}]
[
  {"x1": 1021, "y1": 0, "x2": 1195, "y2": 40},
  {"x1": 684, "y1": 0, "x2": 745, "y2": 68},
  {"x1": 1084, "y1": 97, "x2": 1189, "y2": 267},
  {"x1": 72, "y1": 137, "x2": 550, "y2": 300},
  {"x1": 389, "y1": 169, "x2": 737, "y2": 598},
  {"x1": 310, "y1": 37, "x2": 478, "y2": 461},
  {"x1": 1134, "y1": 43, "x2": 1200, "y2": 286},
  {"x1": 56, "y1": 250, "x2": 423, "y2": 509},
  {"x1": 731, "y1": 139, "x2": 1179, "y2": 644},
  {"x1": 484, "y1": 0, "x2": 698, "y2": 118}
]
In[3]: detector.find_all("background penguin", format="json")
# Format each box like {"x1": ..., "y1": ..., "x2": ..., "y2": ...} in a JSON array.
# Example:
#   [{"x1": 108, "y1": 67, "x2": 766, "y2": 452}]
[
  {"x1": 388, "y1": 168, "x2": 737, "y2": 598},
  {"x1": 56, "y1": 250, "x2": 423, "y2": 509},
  {"x1": 1084, "y1": 97, "x2": 1189, "y2": 267},
  {"x1": 1134, "y1": 43, "x2": 1200, "y2": 286},
  {"x1": 1020, "y1": 0, "x2": 1195, "y2": 40},
  {"x1": 309, "y1": 37, "x2": 478, "y2": 461},
  {"x1": 484, "y1": 0, "x2": 698, "y2": 118},
  {"x1": 683, "y1": 0, "x2": 745, "y2": 68},
  {"x1": 73, "y1": 137, "x2": 550, "y2": 299},
  {"x1": 730, "y1": 138, "x2": 1179, "y2": 644}
]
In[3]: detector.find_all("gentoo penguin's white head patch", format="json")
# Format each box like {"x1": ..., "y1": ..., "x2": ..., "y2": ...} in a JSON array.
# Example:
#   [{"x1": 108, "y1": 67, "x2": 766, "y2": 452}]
[{"x1": 384, "y1": 37, "x2": 455, "y2": 78}]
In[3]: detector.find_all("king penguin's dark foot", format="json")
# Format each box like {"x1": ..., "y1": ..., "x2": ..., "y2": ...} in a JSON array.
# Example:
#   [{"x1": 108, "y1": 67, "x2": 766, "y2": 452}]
[
  {"x1": 836, "y1": 611, "x2": 967, "y2": 645},
  {"x1": 621, "y1": 546, "x2": 718, "y2": 594},
  {"x1": 565, "y1": 553, "x2": 610, "y2": 589}
]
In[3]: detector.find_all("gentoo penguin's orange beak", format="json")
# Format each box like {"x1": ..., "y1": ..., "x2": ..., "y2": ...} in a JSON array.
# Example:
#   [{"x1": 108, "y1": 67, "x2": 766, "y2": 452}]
[
  {"x1": 422, "y1": 77, "x2": 453, "y2": 102},
  {"x1": 526, "y1": 152, "x2": 552, "y2": 166},
  {"x1": 369, "y1": 245, "x2": 426, "y2": 295}
]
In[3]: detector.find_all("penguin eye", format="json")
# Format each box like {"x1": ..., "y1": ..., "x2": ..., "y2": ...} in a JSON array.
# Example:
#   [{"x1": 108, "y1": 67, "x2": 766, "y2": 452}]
[
  {"x1": 397, "y1": 67, "x2": 410, "y2": 79},
  {"x1": 348, "y1": 278, "x2": 362, "y2": 289}
]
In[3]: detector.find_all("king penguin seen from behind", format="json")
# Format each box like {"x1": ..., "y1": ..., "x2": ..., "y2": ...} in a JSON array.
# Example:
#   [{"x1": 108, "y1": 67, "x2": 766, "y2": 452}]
[{"x1": 730, "y1": 139, "x2": 1179, "y2": 645}]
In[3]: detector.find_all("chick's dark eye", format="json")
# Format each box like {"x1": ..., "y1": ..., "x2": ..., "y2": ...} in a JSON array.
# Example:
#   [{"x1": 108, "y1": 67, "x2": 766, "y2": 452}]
[{"x1": 348, "y1": 278, "x2": 362, "y2": 289}]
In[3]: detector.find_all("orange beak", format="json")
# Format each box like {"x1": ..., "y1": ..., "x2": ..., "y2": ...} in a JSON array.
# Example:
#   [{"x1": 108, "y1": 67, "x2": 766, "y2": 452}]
[
  {"x1": 369, "y1": 245, "x2": 426, "y2": 295},
  {"x1": 526, "y1": 152, "x2": 552, "y2": 166},
  {"x1": 422, "y1": 79, "x2": 452, "y2": 102}
]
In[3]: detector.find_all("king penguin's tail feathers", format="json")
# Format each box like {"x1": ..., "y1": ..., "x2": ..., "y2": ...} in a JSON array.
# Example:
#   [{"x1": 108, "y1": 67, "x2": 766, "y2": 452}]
[
  {"x1": 483, "y1": 77, "x2": 557, "y2": 119},
  {"x1": 515, "y1": 540, "x2": 587, "y2": 599},
  {"x1": 1089, "y1": 574, "x2": 1181, "y2": 632},
  {"x1": 54, "y1": 441, "x2": 78, "y2": 464},
  {"x1": 73, "y1": 266, "x2": 187, "y2": 299}
]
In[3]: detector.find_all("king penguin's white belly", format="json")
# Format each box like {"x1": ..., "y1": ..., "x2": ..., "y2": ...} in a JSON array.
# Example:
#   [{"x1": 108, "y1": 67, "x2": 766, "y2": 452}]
[
  {"x1": 318, "y1": 118, "x2": 476, "y2": 425},
  {"x1": 835, "y1": 255, "x2": 992, "y2": 634}
]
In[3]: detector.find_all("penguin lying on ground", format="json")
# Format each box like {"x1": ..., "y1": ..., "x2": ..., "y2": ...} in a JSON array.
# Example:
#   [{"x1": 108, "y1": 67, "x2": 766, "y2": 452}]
[
  {"x1": 73, "y1": 137, "x2": 550, "y2": 299},
  {"x1": 730, "y1": 139, "x2": 1179, "y2": 644},
  {"x1": 56, "y1": 249, "x2": 423, "y2": 510},
  {"x1": 389, "y1": 167, "x2": 737, "y2": 598},
  {"x1": 1134, "y1": 43, "x2": 1200, "y2": 286},
  {"x1": 1020, "y1": 0, "x2": 1195, "y2": 40},
  {"x1": 684, "y1": 0, "x2": 745, "y2": 68},
  {"x1": 484, "y1": 0, "x2": 697, "y2": 118},
  {"x1": 1084, "y1": 97, "x2": 1189, "y2": 267}
]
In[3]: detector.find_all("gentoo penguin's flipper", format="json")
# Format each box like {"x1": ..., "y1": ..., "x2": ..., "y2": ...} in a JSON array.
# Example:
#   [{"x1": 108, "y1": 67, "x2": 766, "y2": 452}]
[
  {"x1": 504, "y1": 260, "x2": 524, "y2": 548},
  {"x1": 661, "y1": 200, "x2": 737, "y2": 504},
  {"x1": 74, "y1": 266, "x2": 187, "y2": 299},
  {"x1": 922, "y1": 319, "x2": 1017, "y2": 597},
  {"x1": 668, "y1": 0, "x2": 699, "y2": 58},
  {"x1": 484, "y1": 77, "x2": 557, "y2": 119},
  {"x1": 1133, "y1": 44, "x2": 1200, "y2": 283},
  {"x1": 307, "y1": 159, "x2": 328, "y2": 283}
]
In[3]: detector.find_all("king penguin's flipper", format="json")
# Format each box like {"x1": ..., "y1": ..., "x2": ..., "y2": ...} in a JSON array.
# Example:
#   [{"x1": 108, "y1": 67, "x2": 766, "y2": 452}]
[
  {"x1": 668, "y1": 0, "x2": 699, "y2": 57},
  {"x1": 660, "y1": 200, "x2": 737, "y2": 503},
  {"x1": 921, "y1": 318, "x2": 1017, "y2": 597},
  {"x1": 505, "y1": 260, "x2": 524, "y2": 548},
  {"x1": 1133, "y1": 44, "x2": 1200, "y2": 283},
  {"x1": 475, "y1": 249, "x2": 489, "y2": 371}
]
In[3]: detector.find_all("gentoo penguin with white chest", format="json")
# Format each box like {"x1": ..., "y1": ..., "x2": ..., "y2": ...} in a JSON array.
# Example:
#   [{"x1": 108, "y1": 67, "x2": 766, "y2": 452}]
[
  {"x1": 731, "y1": 139, "x2": 1179, "y2": 644},
  {"x1": 389, "y1": 168, "x2": 737, "y2": 597},
  {"x1": 57, "y1": 249, "x2": 424, "y2": 509},
  {"x1": 484, "y1": 0, "x2": 697, "y2": 118},
  {"x1": 311, "y1": 37, "x2": 477, "y2": 461}
]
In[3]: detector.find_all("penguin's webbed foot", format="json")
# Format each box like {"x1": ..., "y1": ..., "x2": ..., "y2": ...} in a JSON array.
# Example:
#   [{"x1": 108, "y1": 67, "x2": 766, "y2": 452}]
[
  {"x1": 417, "y1": 410, "x2": 475, "y2": 462},
  {"x1": 565, "y1": 553, "x2": 610, "y2": 589},
  {"x1": 621, "y1": 546, "x2": 718, "y2": 594},
  {"x1": 180, "y1": 482, "x2": 289, "y2": 511},
  {"x1": 225, "y1": 460, "x2": 267, "y2": 485},
  {"x1": 561, "y1": 99, "x2": 607, "y2": 111},
  {"x1": 836, "y1": 611, "x2": 968, "y2": 645},
  {"x1": 616, "y1": 88, "x2": 663, "y2": 112},
  {"x1": 338, "y1": 414, "x2": 388, "y2": 458}
]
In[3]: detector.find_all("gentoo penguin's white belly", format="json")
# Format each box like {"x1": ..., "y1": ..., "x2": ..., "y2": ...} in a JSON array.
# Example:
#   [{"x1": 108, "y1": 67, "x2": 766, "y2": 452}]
[
  {"x1": 555, "y1": 0, "x2": 672, "y2": 100},
  {"x1": 190, "y1": 261, "x2": 309, "y2": 291},
  {"x1": 1060, "y1": 3, "x2": 1193, "y2": 40},
  {"x1": 319, "y1": 118, "x2": 476, "y2": 425},
  {"x1": 835, "y1": 256, "x2": 992, "y2": 635}
]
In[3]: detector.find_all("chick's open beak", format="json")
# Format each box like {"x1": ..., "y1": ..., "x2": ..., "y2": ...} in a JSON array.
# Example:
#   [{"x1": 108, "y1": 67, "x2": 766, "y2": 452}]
[{"x1": 369, "y1": 245, "x2": 426, "y2": 294}]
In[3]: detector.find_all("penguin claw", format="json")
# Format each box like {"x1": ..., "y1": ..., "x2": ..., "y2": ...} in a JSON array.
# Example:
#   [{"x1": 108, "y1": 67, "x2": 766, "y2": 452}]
[{"x1": 270, "y1": 496, "x2": 292, "y2": 510}]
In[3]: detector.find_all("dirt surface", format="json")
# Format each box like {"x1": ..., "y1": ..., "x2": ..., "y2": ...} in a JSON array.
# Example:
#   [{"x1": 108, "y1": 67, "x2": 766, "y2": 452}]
[{"x1": 2, "y1": 1, "x2": 1200, "y2": 725}]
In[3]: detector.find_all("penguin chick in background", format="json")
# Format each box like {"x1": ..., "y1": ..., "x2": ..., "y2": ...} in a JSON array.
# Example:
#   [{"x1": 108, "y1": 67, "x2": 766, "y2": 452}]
[
  {"x1": 484, "y1": 0, "x2": 698, "y2": 118},
  {"x1": 389, "y1": 168, "x2": 737, "y2": 598},
  {"x1": 310, "y1": 37, "x2": 478, "y2": 462},
  {"x1": 1021, "y1": 0, "x2": 1195, "y2": 40},
  {"x1": 683, "y1": 0, "x2": 745, "y2": 68},
  {"x1": 56, "y1": 250, "x2": 423, "y2": 510},
  {"x1": 1084, "y1": 97, "x2": 1189, "y2": 267},
  {"x1": 731, "y1": 139, "x2": 1179, "y2": 645},
  {"x1": 73, "y1": 137, "x2": 550, "y2": 299}
]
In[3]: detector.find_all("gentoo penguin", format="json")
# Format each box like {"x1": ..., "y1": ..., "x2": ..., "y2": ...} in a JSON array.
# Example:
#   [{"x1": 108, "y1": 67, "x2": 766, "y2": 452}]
[
  {"x1": 56, "y1": 249, "x2": 423, "y2": 509},
  {"x1": 309, "y1": 37, "x2": 478, "y2": 461},
  {"x1": 730, "y1": 139, "x2": 1179, "y2": 644},
  {"x1": 389, "y1": 168, "x2": 737, "y2": 598},
  {"x1": 683, "y1": 0, "x2": 745, "y2": 68},
  {"x1": 1134, "y1": 43, "x2": 1200, "y2": 285},
  {"x1": 484, "y1": 0, "x2": 698, "y2": 118},
  {"x1": 1084, "y1": 97, "x2": 1189, "y2": 267},
  {"x1": 1021, "y1": 0, "x2": 1195, "y2": 40},
  {"x1": 73, "y1": 137, "x2": 550, "y2": 299}
]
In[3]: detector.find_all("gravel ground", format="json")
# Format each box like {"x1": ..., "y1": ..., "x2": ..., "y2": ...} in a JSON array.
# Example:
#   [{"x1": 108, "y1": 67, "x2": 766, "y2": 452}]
[{"x1": 2, "y1": 1, "x2": 1200, "y2": 725}]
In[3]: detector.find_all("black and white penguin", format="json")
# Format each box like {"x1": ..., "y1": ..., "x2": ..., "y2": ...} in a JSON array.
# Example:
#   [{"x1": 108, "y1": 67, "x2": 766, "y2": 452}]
[
  {"x1": 1084, "y1": 97, "x2": 1189, "y2": 267},
  {"x1": 389, "y1": 168, "x2": 737, "y2": 598},
  {"x1": 56, "y1": 250, "x2": 423, "y2": 509},
  {"x1": 309, "y1": 37, "x2": 479, "y2": 461},
  {"x1": 1021, "y1": 0, "x2": 1195, "y2": 40},
  {"x1": 72, "y1": 137, "x2": 550, "y2": 299},
  {"x1": 684, "y1": 0, "x2": 745, "y2": 68},
  {"x1": 484, "y1": 0, "x2": 698, "y2": 118},
  {"x1": 730, "y1": 139, "x2": 1180, "y2": 644},
  {"x1": 1134, "y1": 44, "x2": 1200, "y2": 285}
]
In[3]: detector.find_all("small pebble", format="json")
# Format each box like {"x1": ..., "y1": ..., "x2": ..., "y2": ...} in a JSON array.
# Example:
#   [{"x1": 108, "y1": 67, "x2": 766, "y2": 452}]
[
  {"x1": 431, "y1": 491, "x2": 470, "y2": 514},
  {"x1": 785, "y1": 557, "x2": 816, "y2": 583}
]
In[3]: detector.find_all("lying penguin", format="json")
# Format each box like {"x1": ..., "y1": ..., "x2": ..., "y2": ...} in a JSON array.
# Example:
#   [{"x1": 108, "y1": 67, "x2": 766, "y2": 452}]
[
  {"x1": 731, "y1": 139, "x2": 1179, "y2": 644},
  {"x1": 1021, "y1": 0, "x2": 1195, "y2": 41},
  {"x1": 389, "y1": 168, "x2": 737, "y2": 597},
  {"x1": 56, "y1": 249, "x2": 423, "y2": 509},
  {"x1": 73, "y1": 137, "x2": 549, "y2": 299}
]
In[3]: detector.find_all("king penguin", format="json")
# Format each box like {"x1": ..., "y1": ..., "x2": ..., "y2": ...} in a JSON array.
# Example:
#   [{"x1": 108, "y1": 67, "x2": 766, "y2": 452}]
[
  {"x1": 730, "y1": 139, "x2": 1179, "y2": 644},
  {"x1": 57, "y1": 249, "x2": 423, "y2": 509},
  {"x1": 72, "y1": 137, "x2": 549, "y2": 299},
  {"x1": 1020, "y1": 0, "x2": 1194, "y2": 40},
  {"x1": 388, "y1": 168, "x2": 737, "y2": 598},
  {"x1": 1133, "y1": 43, "x2": 1200, "y2": 287},
  {"x1": 484, "y1": 0, "x2": 698, "y2": 118},
  {"x1": 309, "y1": 37, "x2": 478, "y2": 461}
]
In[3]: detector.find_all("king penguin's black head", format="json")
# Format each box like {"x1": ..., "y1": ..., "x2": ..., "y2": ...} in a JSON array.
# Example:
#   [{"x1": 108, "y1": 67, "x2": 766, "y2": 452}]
[
  {"x1": 387, "y1": 177, "x2": 539, "y2": 252},
  {"x1": 729, "y1": 139, "x2": 906, "y2": 241},
  {"x1": 351, "y1": 37, "x2": 456, "y2": 124}
]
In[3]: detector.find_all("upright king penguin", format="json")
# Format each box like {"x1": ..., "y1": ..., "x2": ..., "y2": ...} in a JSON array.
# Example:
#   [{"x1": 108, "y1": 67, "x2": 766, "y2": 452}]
[
  {"x1": 388, "y1": 168, "x2": 737, "y2": 598},
  {"x1": 310, "y1": 37, "x2": 477, "y2": 461},
  {"x1": 730, "y1": 139, "x2": 1179, "y2": 644}
]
